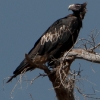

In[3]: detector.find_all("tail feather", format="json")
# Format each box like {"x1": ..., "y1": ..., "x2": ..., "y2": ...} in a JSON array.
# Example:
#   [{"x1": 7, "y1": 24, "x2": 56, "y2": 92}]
[
  {"x1": 6, "y1": 54, "x2": 42, "y2": 83},
  {"x1": 13, "y1": 60, "x2": 28, "y2": 74},
  {"x1": 6, "y1": 60, "x2": 29, "y2": 83},
  {"x1": 6, "y1": 74, "x2": 17, "y2": 83}
]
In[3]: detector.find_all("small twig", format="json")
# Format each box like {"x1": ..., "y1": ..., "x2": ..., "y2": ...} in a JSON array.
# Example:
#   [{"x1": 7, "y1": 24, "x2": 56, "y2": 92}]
[
  {"x1": 90, "y1": 43, "x2": 100, "y2": 50},
  {"x1": 48, "y1": 84, "x2": 61, "y2": 90},
  {"x1": 59, "y1": 63, "x2": 65, "y2": 87},
  {"x1": 10, "y1": 67, "x2": 29, "y2": 99},
  {"x1": 29, "y1": 93, "x2": 34, "y2": 100},
  {"x1": 3, "y1": 77, "x2": 11, "y2": 91},
  {"x1": 24, "y1": 73, "x2": 47, "y2": 84},
  {"x1": 75, "y1": 85, "x2": 100, "y2": 99}
]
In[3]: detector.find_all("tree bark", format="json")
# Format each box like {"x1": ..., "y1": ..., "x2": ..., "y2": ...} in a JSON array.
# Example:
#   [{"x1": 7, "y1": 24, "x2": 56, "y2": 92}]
[
  {"x1": 44, "y1": 58, "x2": 75, "y2": 100},
  {"x1": 26, "y1": 48, "x2": 100, "y2": 100},
  {"x1": 45, "y1": 49, "x2": 100, "y2": 100},
  {"x1": 65, "y1": 49, "x2": 100, "y2": 63}
]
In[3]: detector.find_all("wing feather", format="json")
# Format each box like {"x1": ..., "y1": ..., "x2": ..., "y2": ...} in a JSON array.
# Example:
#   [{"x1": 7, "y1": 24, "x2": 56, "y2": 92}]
[
  {"x1": 28, "y1": 16, "x2": 80, "y2": 59},
  {"x1": 7, "y1": 15, "x2": 82, "y2": 83},
  {"x1": 13, "y1": 16, "x2": 80, "y2": 74}
]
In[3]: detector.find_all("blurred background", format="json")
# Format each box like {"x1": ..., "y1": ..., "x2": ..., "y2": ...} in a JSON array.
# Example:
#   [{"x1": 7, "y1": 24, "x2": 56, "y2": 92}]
[{"x1": 1, "y1": 0, "x2": 100, "y2": 100}]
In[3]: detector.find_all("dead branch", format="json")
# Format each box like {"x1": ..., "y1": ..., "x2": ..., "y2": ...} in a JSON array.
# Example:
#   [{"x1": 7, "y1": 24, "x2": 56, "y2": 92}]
[
  {"x1": 46, "y1": 56, "x2": 76, "y2": 100},
  {"x1": 24, "y1": 47, "x2": 100, "y2": 100},
  {"x1": 66, "y1": 49, "x2": 100, "y2": 63},
  {"x1": 7, "y1": 48, "x2": 100, "y2": 100},
  {"x1": 6, "y1": 31, "x2": 100, "y2": 100}
]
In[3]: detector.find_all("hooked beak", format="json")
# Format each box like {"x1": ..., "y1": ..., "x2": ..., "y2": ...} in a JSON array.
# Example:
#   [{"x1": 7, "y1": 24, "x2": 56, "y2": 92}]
[{"x1": 68, "y1": 4, "x2": 75, "y2": 10}]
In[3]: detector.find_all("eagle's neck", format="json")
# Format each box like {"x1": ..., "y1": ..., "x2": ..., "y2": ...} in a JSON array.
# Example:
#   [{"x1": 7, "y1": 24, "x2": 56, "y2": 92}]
[
  {"x1": 72, "y1": 12, "x2": 83, "y2": 28},
  {"x1": 73, "y1": 11, "x2": 86, "y2": 20}
]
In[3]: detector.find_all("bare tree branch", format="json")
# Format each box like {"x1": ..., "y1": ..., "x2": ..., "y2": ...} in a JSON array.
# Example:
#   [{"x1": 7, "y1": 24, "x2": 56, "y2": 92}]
[
  {"x1": 6, "y1": 31, "x2": 100, "y2": 100},
  {"x1": 65, "y1": 49, "x2": 100, "y2": 63}
]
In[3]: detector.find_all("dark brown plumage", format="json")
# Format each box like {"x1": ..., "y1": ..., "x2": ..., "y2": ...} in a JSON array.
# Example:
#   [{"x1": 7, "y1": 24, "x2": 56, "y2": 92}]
[{"x1": 7, "y1": 2, "x2": 87, "y2": 83}]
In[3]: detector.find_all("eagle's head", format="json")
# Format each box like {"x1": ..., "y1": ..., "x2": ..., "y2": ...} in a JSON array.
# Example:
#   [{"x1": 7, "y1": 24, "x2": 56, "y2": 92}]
[
  {"x1": 68, "y1": 2, "x2": 87, "y2": 13},
  {"x1": 68, "y1": 2, "x2": 87, "y2": 19}
]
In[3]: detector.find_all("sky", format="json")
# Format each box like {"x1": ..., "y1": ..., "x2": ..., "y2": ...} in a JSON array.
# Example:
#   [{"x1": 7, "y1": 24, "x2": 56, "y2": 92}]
[{"x1": 1, "y1": 0, "x2": 100, "y2": 100}]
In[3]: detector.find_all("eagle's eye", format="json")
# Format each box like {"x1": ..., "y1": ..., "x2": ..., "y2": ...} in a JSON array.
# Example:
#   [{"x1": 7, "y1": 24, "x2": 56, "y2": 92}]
[{"x1": 75, "y1": 4, "x2": 81, "y2": 10}]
